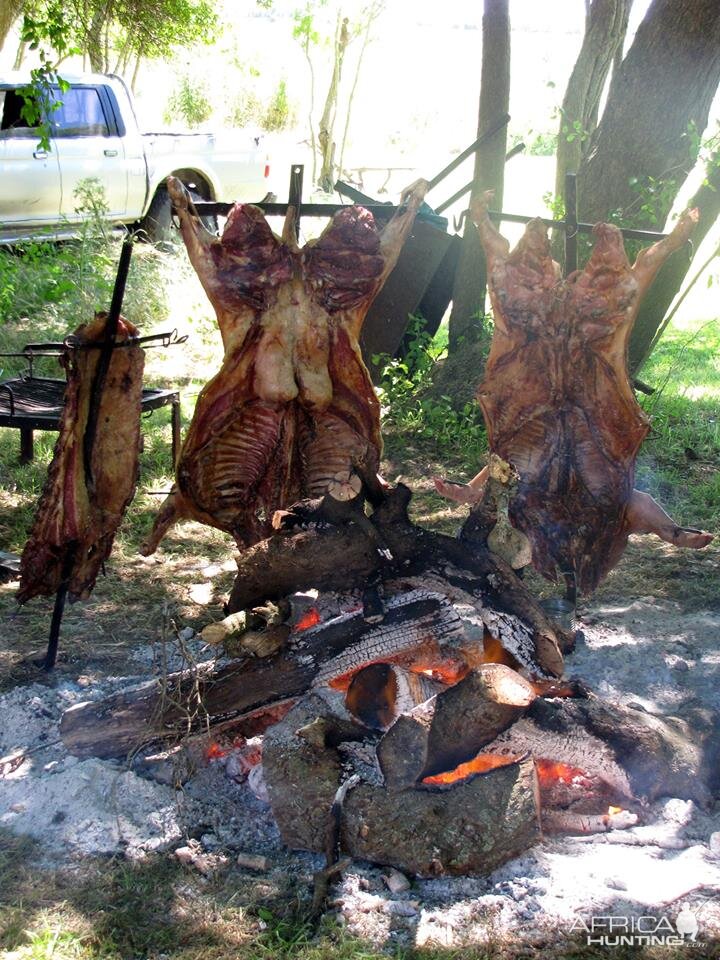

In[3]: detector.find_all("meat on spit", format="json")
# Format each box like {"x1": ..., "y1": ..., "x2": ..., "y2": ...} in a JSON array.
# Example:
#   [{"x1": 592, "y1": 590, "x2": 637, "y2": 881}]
[
  {"x1": 18, "y1": 313, "x2": 144, "y2": 602},
  {"x1": 142, "y1": 176, "x2": 428, "y2": 553},
  {"x1": 437, "y1": 194, "x2": 712, "y2": 592}
]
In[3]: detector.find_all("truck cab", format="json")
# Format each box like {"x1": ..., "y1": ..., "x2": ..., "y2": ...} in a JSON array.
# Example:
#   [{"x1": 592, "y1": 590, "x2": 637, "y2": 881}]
[{"x1": 0, "y1": 72, "x2": 271, "y2": 243}]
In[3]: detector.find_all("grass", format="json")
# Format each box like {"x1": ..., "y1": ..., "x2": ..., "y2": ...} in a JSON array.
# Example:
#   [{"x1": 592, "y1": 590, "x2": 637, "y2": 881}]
[{"x1": 2, "y1": 832, "x2": 717, "y2": 960}]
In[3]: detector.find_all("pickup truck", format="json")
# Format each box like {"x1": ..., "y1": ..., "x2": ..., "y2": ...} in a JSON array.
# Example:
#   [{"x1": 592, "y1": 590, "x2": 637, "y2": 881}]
[{"x1": 0, "y1": 71, "x2": 272, "y2": 243}]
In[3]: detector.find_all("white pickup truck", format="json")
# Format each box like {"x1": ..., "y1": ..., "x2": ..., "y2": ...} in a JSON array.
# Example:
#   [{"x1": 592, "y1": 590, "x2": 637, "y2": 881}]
[{"x1": 0, "y1": 72, "x2": 272, "y2": 243}]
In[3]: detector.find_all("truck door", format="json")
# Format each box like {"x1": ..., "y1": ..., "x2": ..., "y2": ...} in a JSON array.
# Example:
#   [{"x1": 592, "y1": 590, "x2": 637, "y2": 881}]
[
  {"x1": 51, "y1": 85, "x2": 129, "y2": 220},
  {"x1": 0, "y1": 87, "x2": 62, "y2": 227}
]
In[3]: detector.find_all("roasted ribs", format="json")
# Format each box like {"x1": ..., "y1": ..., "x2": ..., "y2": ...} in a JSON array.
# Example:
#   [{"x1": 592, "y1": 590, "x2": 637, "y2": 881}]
[
  {"x1": 443, "y1": 195, "x2": 712, "y2": 593},
  {"x1": 18, "y1": 313, "x2": 144, "y2": 602},
  {"x1": 141, "y1": 176, "x2": 427, "y2": 553}
]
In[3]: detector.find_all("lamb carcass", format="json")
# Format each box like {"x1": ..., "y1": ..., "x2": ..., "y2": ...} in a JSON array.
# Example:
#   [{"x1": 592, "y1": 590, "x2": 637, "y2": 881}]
[
  {"x1": 439, "y1": 194, "x2": 712, "y2": 593},
  {"x1": 18, "y1": 313, "x2": 144, "y2": 602},
  {"x1": 141, "y1": 176, "x2": 427, "y2": 553}
]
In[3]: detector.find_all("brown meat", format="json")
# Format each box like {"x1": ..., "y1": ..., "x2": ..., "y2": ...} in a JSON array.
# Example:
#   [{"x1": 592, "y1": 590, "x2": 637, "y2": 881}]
[
  {"x1": 141, "y1": 176, "x2": 427, "y2": 553},
  {"x1": 18, "y1": 313, "x2": 144, "y2": 602},
  {"x1": 469, "y1": 194, "x2": 712, "y2": 592}
]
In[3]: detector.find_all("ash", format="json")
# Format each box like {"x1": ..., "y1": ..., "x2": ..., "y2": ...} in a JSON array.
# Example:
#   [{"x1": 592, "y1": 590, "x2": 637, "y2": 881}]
[{"x1": 1, "y1": 597, "x2": 720, "y2": 950}]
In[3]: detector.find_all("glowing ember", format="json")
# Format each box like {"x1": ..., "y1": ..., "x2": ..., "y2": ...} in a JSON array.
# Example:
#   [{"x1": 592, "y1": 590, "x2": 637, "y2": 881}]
[
  {"x1": 206, "y1": 742, "x2": 227, "y2": 760},
  {"x1": 535, "y1": 758, "x2": 591, "y2": 787},
  {"x1": 608, "y1": 804, "x2": 623, "y2": 815},
  {"x1": 422, "y1": 752, "x2": 521, "y2": 786},
  {"x1": 294, "y1": 607, "x2": 321, "y2": 631}
]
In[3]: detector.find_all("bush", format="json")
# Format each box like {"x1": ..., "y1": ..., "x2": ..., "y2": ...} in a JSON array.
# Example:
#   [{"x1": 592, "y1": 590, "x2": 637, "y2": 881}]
[{"x1": 164, "y1": 75, "x2": 213, "y2": 129}]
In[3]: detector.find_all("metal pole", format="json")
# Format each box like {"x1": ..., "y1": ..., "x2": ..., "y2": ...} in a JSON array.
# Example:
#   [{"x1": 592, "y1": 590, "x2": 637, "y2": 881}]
[
  {"x1": 42, "y1": 547, "x2": 75, "y2": 670},
  {"x1": 83, "y1": 234, "x2": 134, "y2": 491},
  {"x1": 288, "y1": 164, "x2": 304, "y2": 241},
  {"x1": 434, "y1": 142, "x2": 526, "y2": 215},
  {"x1": 425, "y1": 114, "x2": 511, "y2": 192}
]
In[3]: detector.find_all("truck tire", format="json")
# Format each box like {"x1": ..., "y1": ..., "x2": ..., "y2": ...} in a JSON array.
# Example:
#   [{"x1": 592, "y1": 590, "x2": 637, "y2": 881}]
[
  {"x1": 139, "y1": 185, "x2": 174, "y2": 246},
  {"x1": 139, "y1": 184, "x2": 218, "y2": 247}
]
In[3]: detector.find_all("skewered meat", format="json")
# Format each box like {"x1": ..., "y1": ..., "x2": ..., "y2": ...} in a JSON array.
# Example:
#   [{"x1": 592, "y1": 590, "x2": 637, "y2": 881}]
[
  {"x1": 141, "y1": 177, "x2": 427, "y2": 553},
  {"x1": 18, "y1": 313, "x2": 144, "y2": 602},
  {"x1": 439, "y1": 195, "x2": 712, "y2": 592}
]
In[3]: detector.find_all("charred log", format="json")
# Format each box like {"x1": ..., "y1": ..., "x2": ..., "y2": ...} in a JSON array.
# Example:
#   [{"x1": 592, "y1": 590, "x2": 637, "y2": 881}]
[
  {"x1": 227, "y1": 485, "x2": 566, "y2": 676},
  {"x1": 377, "y1": 664, "x2": 536, "y2": 791},
  {"x1": 60, "y1": 590, "x2": 470, "y2": 759},
  {"x1": 262, "y1": 692, "x2": 542, "y2": 877}
]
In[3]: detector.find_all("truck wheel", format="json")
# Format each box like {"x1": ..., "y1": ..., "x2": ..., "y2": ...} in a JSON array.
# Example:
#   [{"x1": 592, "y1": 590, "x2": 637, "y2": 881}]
[
  {"x1": 139, "y1": 185, "x2": 174, "y2": 246},
  {"x1": 139, "y1": 185, "x2": 217, "y2": 246}
]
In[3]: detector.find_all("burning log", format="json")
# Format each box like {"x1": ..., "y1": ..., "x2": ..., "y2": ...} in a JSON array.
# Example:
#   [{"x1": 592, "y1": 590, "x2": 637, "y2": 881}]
[
  {"x1": 542, "y1": 807, "x2": 639, "y2": 835},
  {"x1": 262, "y1": 691, "x2": 542, "y2": 877},
  {"x1": 344, "y1": 664, "x2": 441, "y2": 731},
  {"x1": 377, "y1": 664, "x2": 536, "y2": 791},
  {"x1": 481, "y1": 696, "x2": 720, "y2": 807},
  {"x1": 60, "y1": 590, "x2": 472, "y2": 758},
  {"x1": 227, "y1": 484, "x2": 567, "y2": 676}
]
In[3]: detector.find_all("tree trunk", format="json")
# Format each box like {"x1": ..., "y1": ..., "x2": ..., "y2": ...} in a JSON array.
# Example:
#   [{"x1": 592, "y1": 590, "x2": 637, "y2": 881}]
[
  {"x1": 0, "y1": 0, "x2": 24, "y2": 53},
  {"x1": 630, "y1": 149, "x2": 720, "y2": 371},
  {"x1": 317, "y1": 15, "x2": 350, "y2": 192},
  {"x1": 338, "y1": 2, "x2": 383, "y2": 177},
  {"x1": 577, "y1": 0, "x2": 720, "y2": 228},
  {"x1": 553, "y1": 0, "x2": 631, "y2": 255},
  {"x1": 85, "y1": 6, "x2": 108, "y2": 73},
  {"x1": 432, "y1": 0, "x2": 510, "y2": 409}
]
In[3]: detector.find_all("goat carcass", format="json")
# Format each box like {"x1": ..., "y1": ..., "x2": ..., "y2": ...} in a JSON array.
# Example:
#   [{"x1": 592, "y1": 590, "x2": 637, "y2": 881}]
[
  {"x1": 18, "y1": 313, "x2": 144, "y2": 602},
  {"x1": 142, "y1": 176, "x2": 427, "y2": 552},
  {"x1": 438, "y1": 195, "x2": 712, "y2": 592}
]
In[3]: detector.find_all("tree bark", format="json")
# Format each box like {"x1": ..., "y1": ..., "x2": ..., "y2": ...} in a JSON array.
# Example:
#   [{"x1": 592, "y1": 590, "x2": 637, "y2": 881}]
[
  {"x1": 317, "y1": 15, "x2": 350, "y2": 191},
  {"x1": 0, "y1": 0, "x2": 24, "y2": 53},
  {"x1": 630, "y1": 149, "x2": 720, "y2": 371},
  {"x1": 553, "y1": 0, "x2": 631, "y2": 225},
  {"x1": 577, "y1": 0, "x2": 720, "y2": 228},
  {"x1": 432, "y1": 0, "x2": 510, "y2": 409}
]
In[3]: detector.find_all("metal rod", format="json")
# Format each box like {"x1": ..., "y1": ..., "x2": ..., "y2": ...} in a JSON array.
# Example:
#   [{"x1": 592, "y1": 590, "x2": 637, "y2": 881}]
[
  {"x1": 82, "y1": 234, "x2": 134, "y2": 490},
  {"x1": 564, "y1": 172, "x2": 578, "y2": 276},
  {"x1": 434, "y1": 142, "x2": 526, "y2": 215},
  {"x1": 192, "y1": 202, "x2": 672, "y2": 244},
  {"x1": 288, "y1": 164, "x2": 304, "y2": 241},
  {"x1": 425, "y1": 114, "x2": 511, "y2": 192},
  {"x1": 42, "y1": 546, "x2": 76, "y2": 671}
]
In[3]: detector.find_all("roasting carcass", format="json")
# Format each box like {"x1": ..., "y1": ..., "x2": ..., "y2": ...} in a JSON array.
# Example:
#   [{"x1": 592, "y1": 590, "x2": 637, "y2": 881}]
[
  {"x1": 142, "y1": 176, "x2": 428, "y2": 553},
  {"x1": 18, "y1": 313, "x2": 144, "y2": 602},
  {"x1": 438, "y1": 195, "x2": 712, "y2": 592}
]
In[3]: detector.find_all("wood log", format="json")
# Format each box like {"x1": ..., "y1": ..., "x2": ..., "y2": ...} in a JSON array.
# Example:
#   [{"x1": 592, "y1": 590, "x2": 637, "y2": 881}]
[
  {"x1": 481, "y1": 695, "x2": 720, "y2": 807},
  {"x1": 262, "y1": 691, "x2": 542, "y2": 877},
  {"x1": 377, "y1": 664, "x2": 536, "y2": 790},
  {"x1": 60, "y1": 590, "x2": 467, "y2": 759},
  {"x1": 344, "y1": 664, "x2": 441, "y2": 731},
  {"x1": 227, "y1": 485, "x2": 566, "y2": 676}
]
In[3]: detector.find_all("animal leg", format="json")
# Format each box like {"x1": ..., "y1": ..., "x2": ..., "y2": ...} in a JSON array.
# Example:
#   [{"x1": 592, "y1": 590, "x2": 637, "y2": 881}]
[
  {"x1": 434, "y1": 466, "x2": 489, "y2": 505},
  {"x1": 627, "y1": 490, "x2": 713, "y2": 548},
  {"x1": 140, "y1": 488, "x2": 187, "y2": 555}
]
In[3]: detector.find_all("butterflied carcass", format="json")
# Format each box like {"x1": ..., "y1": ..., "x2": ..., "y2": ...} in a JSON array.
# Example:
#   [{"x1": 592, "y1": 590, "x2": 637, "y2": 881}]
[
  {"x1": 142, "y1": 176, "x2": 428, "y2": 553},
  {"x1": 437, "y1": 194, "x2": 712, "y2": 593},
  {"x1": 18, "y1": 314, "x2": 144, "y2": 602}
]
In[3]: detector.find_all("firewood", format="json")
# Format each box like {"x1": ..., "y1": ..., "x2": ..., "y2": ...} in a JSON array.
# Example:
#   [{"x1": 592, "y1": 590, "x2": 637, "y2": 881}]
[
  {"x1": 60, "y1": 591, "x2": 468, "y2": 759},
  {"x1": 344, "y1": 664, "x2": 441, "y2": 731},
  {"x1": 542, "y1": 808, "x2": 639, "y2": 835},
  {"x1": 228, "y1": 485, "x2": 565, "y2": 677},
  {"x1": 481, "y1": 696, "x2": 720, "y2": 807},
  {"x1": 377, "y1": 664, "x2": 536, "y2": 791},
  {"x1": 262, "y1": 691, "x2": 542, "y2": 878},
  {"x1": 201, "y1": 611, "x2": 250, "y2": 646}
]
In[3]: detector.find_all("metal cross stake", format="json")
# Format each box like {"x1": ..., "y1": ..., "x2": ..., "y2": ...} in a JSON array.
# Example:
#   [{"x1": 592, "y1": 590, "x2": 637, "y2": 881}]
[{"x1": 42, "y1": 234, "x2": 134, "y2": 671}]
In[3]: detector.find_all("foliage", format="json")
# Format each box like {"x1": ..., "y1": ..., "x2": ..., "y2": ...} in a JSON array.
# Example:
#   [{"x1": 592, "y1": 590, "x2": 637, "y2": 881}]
[
  {"x1": 164, "y1": 73, "x2": 213, "y2": 129},
  {"x1": 16, "y1": 5, "x2": 77, "y2": 151},
  {"x1": 263, "y1": 78, "x2": 295, "y2": 132},
  {"x1": 377, "y1": 317, "x2": 487, "y2": 464}
]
